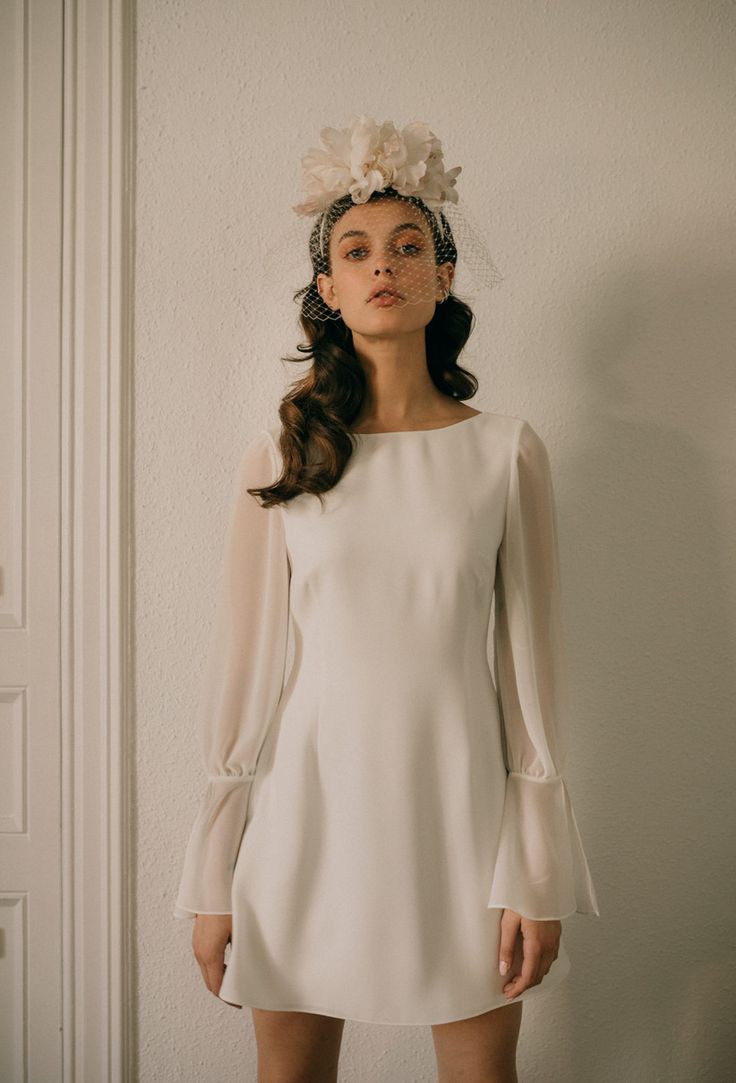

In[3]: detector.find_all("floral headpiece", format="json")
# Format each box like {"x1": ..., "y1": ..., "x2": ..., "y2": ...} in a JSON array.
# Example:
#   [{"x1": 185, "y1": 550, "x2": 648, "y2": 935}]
[{"x1": 292, "y1": 114, "x2": 462, "y2": 217}]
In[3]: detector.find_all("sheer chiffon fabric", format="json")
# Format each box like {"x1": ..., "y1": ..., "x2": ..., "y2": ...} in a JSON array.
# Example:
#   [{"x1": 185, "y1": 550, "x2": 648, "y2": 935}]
[{"x1": 173, "y1": 436, "x2": 290, "y2": 917}]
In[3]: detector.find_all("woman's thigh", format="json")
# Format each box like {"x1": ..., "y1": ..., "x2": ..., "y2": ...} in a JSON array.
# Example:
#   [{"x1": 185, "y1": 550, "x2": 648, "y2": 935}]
[
  {"x1": 250, "y1": 1008, "x2": 346, "y2": 1083},
  {"x1": 431, "y1": 1001, "x2": 523, "y2": 1083}
]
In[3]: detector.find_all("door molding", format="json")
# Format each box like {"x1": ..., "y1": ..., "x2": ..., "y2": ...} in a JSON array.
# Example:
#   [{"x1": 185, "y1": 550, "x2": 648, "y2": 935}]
[{"x1": 61, "y1": 0, "x2": 134, "y2": 1078}]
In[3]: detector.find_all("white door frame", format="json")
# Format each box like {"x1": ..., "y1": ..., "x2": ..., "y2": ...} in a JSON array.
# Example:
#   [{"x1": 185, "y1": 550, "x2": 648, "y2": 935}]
[{"x1": 61, "y1": 0, "x2": 133, "y2": 1078}]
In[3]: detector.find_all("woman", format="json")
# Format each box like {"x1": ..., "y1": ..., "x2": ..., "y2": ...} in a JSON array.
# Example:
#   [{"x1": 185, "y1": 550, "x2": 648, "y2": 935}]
[{"x1": 174, "y1": 116, "x2": 600, "y2": 1082}]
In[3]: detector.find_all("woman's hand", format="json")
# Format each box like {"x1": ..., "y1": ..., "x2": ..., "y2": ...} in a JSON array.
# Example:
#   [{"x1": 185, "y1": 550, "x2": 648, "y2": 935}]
[
  {"x1": 192, "y1": 914, "x2": 240, "y2": 1006},
  {"x1": 498, "y1": 908, "x2": 561, "y2": 1000}
]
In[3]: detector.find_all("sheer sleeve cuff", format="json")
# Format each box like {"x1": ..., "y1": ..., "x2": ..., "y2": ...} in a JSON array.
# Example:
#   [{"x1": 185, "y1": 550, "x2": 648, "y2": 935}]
[
  {"x1": 486, "y1": 772, "x2": 601, "y2": 920},
  {"x1": 173, "y1": 776, "x2": 254, "y2": 919}
]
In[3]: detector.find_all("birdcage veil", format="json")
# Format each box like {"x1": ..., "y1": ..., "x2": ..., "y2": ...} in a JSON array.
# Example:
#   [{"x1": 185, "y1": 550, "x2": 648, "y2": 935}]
[{"x1": 262, "y1": 114, "x2": 504, "y2": 322}]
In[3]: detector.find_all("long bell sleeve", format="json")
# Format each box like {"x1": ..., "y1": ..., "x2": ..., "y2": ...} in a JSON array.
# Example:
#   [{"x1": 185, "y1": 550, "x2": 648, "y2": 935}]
[
  {"x1": 173, "y1": 429, "x2": 291, "y2": 920},
  {"x1": 487, "y1": 419, "x2": 600, "y2": 921}
]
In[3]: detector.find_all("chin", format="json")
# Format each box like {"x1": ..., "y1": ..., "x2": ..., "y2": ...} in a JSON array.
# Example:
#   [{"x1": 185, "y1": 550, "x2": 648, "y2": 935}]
[{"x1": 343, "y1": 300, "x2": 433, "y2": 332}]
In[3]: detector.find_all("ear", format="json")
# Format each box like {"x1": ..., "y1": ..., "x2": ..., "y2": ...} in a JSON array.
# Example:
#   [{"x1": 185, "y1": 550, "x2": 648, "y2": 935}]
[
  {"x1": 436, "y1": 261, "x2": 455, "y2": 299},
  {"x1": 316, "y1": 272, "x2": 340, "y2": 312}
]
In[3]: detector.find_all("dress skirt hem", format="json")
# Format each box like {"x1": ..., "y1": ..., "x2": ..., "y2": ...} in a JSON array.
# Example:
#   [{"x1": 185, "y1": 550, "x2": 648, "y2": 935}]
[{"x1": 216, "y1": 950, "x2": 571, "y2": 1026}]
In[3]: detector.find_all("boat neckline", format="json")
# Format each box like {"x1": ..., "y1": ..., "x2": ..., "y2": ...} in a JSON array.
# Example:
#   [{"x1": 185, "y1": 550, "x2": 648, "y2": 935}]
[{"x1": 349, "y1": 412, "x2": 486, "y2": 437}]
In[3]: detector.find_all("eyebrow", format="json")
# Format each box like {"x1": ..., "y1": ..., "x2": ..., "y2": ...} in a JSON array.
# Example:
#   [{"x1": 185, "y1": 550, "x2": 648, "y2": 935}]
[{"x1": 336, "y1": 222, "x2": 426, "y2": 245}]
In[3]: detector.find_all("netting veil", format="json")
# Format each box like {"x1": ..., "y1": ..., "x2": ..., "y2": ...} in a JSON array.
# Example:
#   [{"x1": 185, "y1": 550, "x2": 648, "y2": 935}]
[{"x1": 263, "y1": 115, "x2": 505, "y2": 322}]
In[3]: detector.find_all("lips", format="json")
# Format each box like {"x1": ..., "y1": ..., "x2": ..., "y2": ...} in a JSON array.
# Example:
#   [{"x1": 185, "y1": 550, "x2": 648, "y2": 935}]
[{"x1": 368, "y1": 287, "x2": 403, "y2": 302}]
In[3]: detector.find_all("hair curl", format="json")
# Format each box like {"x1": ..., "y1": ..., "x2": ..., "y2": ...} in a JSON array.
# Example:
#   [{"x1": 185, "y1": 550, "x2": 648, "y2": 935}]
[{"x1": 250, "y1": 187, "x2": 479, "y2": 508}]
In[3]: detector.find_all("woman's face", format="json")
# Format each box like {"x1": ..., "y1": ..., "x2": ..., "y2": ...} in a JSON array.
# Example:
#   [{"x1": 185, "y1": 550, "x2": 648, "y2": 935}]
[{"x1": 316, "y1": 198, "x2": 454, "y2": 334}]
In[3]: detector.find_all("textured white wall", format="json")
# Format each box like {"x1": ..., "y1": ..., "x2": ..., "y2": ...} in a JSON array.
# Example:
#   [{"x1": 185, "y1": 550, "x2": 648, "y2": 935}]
[{"x1": 135, "y1": 1, "x2": 736, "y2": 1079}]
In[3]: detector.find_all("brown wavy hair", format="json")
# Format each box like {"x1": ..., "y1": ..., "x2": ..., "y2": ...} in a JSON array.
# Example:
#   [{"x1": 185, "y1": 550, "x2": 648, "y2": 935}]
[{"x1": 250, "y1": 187, "x2": 479, "y2": 509}]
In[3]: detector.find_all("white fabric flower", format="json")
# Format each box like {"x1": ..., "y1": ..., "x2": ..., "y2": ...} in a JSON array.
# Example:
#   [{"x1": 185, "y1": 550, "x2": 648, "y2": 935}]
[{"x1": 292, "y1": 114, "x2": 462, "y2": 216}]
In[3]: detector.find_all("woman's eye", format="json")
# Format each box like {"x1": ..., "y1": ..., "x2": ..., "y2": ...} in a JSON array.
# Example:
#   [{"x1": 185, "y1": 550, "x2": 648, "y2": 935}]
[{"x1": 345, "y1": 243, "x2": 422, "y2": 260}]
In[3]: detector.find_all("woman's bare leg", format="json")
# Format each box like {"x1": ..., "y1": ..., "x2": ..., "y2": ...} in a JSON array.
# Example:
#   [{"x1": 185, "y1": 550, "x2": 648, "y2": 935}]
[
  {"x1": 431, "y1": 1001, "x2": 523, "y2": 1083},
  {"x1": 251, "y1": 1008, "x2": 346, "y2": 1083}
]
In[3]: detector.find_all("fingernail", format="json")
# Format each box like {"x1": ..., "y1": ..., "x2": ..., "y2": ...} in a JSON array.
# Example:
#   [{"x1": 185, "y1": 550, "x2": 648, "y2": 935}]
[{"x1": 499, "y1": 960, "x2": 508, "y2": 974}]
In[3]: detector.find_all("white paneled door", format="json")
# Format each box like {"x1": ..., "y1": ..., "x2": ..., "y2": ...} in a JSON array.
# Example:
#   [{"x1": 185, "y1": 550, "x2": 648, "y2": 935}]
[{"x1": 0, "y1": 1, "x2": 132, "y2": 1080}]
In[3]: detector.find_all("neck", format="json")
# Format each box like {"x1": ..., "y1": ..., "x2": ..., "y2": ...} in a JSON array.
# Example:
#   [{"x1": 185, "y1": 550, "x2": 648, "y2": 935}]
[{"x1": 349, "y1": 326, "x2": 449, "y2": 425}]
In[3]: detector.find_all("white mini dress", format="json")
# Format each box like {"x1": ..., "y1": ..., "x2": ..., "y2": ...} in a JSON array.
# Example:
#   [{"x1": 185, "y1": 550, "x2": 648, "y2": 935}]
[{"x1": 174, "y1": 410, "x2": 600, "y2": 1026}]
